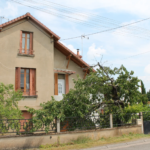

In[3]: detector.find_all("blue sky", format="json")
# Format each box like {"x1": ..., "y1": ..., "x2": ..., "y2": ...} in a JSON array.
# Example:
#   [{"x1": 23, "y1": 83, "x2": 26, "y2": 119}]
[{"x1": 1, "y1": 0, "x2": 150, "y2": 91}]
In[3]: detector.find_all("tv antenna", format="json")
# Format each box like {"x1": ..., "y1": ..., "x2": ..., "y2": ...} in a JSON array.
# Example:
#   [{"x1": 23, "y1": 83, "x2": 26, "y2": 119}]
[{"x1": 0, "y1": 16, "x2": 9, "y2": 24}]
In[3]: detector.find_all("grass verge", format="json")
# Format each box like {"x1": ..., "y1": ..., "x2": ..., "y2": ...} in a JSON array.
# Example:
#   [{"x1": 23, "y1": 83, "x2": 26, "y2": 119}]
[{"x1": 40, "y1": 133, "x2": 150, "y2": 150}]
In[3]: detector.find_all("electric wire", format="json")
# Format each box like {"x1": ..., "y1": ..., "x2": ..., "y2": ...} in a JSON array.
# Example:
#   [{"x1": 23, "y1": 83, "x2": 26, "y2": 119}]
[
  {"x1": 9, "y1": 0, "x2": 150, "y2": 41},
  {"x1": 13, "y1": 0, "x2": 150, "y2": 37}
]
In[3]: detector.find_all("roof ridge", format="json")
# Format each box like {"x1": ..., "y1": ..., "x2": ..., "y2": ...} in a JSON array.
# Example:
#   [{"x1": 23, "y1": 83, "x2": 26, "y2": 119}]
[{"x1": 0, "y1": 12, "x2": 60, "y2": 40}]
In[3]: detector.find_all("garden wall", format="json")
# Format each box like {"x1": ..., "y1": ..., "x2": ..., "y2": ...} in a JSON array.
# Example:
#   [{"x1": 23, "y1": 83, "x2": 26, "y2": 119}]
[{"x1": 0, "y1": 125, "x2": 142, "y2": 150}]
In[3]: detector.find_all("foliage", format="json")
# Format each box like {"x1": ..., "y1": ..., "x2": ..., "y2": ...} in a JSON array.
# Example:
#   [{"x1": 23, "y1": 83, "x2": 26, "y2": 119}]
[
  {"x1": 0, "y1": 83, "x2": 23, "y2": 134},
  {"x1": 147, "y1": 90, "x2": 150, "y2": 101},
  {"x1": 141, "y1": 80, "x2": 146, "y2": 94},
  {"x1": 0, "y1": 83, "x2": 23, "y2": 119},
  {"x1": 27, "y1": 64, "x2": 148, "y2": 132},
  {"x1": 26, "y1": 97, "x2": 64, "y2": 133}
]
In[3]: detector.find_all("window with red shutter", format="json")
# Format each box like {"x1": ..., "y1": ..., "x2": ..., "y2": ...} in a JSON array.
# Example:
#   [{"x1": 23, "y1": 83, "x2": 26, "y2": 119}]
[
  {"x1": 19, "y1": 31, "x2": 34, "y2": 56},
  {"x1": 15, "y1": 68, "x2": 36, "y2": 96}
]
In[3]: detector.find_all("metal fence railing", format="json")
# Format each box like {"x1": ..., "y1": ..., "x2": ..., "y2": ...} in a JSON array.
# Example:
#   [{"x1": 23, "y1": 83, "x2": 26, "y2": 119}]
[
  {"x1": 60, "y1": 115, "x2": 110, "y2": 132},
  {"x1": 113, "y1": 113, "x2": 141, "y2": 127},
  {"x1": 0, "y1": 113, "x2": 144, "y2": 136},
  {"x1": 0, "y1": 119, "x2": 57, "y2": 135}
]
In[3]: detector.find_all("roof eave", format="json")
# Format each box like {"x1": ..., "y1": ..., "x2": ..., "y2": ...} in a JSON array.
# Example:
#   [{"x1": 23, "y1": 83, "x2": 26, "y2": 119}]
[{"x1": 0, "y1": 13, "x2": 60, "y2": 40}]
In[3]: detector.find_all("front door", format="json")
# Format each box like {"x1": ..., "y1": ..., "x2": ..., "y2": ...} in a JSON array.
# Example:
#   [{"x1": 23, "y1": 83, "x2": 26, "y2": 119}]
[{"x1": 58, "y1": 79, "x2": 65, "y2": 95}]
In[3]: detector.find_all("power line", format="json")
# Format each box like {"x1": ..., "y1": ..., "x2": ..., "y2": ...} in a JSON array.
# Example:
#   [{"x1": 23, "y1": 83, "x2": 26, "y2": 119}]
[
  {"x1": 60, "y1": 17, "x2": 150, "y2": 41},
  {"x1": 123, "y1": 50, "x2": 150, "y2": 60},
  {"x1": 9, "y1": 0, "x2": 150, "y2": 41},
  {"x1": 19, "y1": 0, "x2": 150, "y2": 35},
  {"x1": 35, "y1": 0, "x2": 150, "y2": 35}
]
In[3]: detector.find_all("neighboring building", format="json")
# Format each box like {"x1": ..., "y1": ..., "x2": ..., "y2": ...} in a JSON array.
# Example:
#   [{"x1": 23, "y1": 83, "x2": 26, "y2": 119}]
[{"x1": 0, "y1": 13, "x2": 91, "y2": 118}]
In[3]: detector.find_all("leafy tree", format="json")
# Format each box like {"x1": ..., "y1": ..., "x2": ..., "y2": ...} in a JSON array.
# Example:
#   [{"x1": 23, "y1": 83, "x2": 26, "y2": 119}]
[
  {"x1": 147, "y1": 90, "x2": 150, "y2": 101},
  {"x1": 141, "y1": 80, "x2": 146, "y2": 94},
  {"x1": 0, "y1": 83, "x2": 23, "y2": 134},
  {"x1": 27, "y1": 64, "x2": 148, "y2": 132}
]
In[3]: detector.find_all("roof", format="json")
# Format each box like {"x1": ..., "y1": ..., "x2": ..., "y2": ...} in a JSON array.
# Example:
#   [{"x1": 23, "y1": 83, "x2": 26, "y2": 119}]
[
  {"x1": 0, "y1": 13, "x2": 93, "y2": 72},
  {"x1": 54, "y1": 41, "x2": 92, "y2": 71},
  {"x1": 0, "y1": 12, "x2": 60, "y2": 41}
]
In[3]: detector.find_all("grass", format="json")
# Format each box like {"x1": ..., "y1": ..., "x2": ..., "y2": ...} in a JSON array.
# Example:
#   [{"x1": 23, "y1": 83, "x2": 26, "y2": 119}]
[{"x1": 39, "y1": 133, "x2": 150, "y2": 150}]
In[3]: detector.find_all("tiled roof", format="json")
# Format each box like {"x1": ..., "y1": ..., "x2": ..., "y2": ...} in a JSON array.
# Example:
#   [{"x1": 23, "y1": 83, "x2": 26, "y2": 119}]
[{"x1": 0, "y1": 12, "x2": 60, "y2": 40}]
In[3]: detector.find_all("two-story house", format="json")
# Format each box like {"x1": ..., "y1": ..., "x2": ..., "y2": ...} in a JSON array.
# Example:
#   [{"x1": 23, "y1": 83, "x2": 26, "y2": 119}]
[{"x1": 0, "y1": 13, "x2": 91, "y2": 119}]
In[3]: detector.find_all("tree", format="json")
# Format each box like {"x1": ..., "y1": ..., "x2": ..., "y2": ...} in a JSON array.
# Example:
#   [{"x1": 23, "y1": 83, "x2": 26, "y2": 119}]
[
  {"x1": 0, "y1": 83, "x2": 23, "y2": 119},
  {"x1": 141, "y1": 80, "x2": 146, "y2": 94},
  {"x1": 0, "y1": 83, "x2": 23, "y2": 134},
  {"x1": 27, "y1": 64, "x2": 148, "y2": 132},
  {"x1": 147, "y1": 90, "x2": 150, "y2": 101}
]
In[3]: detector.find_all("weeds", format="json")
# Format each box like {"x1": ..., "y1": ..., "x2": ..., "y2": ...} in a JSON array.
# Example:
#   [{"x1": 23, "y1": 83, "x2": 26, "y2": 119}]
[
  {"x1": 40, "y1": 133, "x2": 150, "y2": 150},
  {"x1": 71, "y1": 136, "x2": 91, "y2": 144}
]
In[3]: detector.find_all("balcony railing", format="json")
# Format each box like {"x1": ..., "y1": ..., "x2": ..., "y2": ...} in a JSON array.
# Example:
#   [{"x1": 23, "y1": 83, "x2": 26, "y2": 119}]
[
  {"x1": 21, "y1": 89, "x2": 38, "y2": 97},
  {"x1": 18, "y1": 49, "x2": 34, "y2": 56}
]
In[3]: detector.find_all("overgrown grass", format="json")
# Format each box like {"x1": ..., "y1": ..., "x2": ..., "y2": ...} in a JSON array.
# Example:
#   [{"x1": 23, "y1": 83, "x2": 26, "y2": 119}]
[{"x1": 40, "y1": 133, "x2": 150, "y2": 150}]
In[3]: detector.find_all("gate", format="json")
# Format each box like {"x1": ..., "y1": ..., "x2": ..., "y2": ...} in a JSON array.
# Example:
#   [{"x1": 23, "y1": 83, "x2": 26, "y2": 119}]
[{"x1": 143, "y1": 112, "x2": 150, "y2": 134}]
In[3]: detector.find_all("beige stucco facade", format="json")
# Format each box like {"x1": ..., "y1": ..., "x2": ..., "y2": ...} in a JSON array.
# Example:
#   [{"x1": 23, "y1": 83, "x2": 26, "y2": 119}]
[{"x1": 0, "y1": 18, "x2": 85, "y2": 110}]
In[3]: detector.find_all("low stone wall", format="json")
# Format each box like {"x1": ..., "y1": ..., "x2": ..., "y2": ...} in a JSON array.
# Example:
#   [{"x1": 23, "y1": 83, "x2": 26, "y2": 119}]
[{"x1": 0, "y1": 125, "x2": 142, "y2": 150}]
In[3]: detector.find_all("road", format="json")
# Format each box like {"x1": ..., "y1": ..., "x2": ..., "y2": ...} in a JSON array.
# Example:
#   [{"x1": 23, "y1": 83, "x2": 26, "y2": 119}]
[{"x1": 81, "y1": 138, "x2": 150, "y2": 150}]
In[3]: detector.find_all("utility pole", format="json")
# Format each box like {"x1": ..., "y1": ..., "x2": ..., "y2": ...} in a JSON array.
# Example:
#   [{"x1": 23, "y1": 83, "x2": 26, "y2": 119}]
[{"x1": 81, "y1": 34, "x2": 89, "y2": 59}]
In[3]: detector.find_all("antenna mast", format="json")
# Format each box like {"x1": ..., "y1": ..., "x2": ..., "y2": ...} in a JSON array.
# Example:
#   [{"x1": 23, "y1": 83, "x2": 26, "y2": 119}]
[{"x1": 0, "y1": 16, "x2": 9, "y2": 24}]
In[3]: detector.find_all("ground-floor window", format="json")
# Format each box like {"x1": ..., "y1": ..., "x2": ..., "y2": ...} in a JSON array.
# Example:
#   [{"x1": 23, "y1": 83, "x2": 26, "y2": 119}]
[
  {"x1": 15, "y1": 67, "x2": 36, "y2": 96},
  {"x1": 54, "y1": 73, "x2": 69, "y2": 95}
]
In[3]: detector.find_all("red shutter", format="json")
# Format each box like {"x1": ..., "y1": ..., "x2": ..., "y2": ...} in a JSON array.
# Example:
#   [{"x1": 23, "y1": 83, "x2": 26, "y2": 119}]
[
  {"x1": 30, "y1": 69, "x2": 36, "y2": 96},
  {"x1": 15, "y1": 67, "x2": 21, "y2": 91},
  {"x1": 19, "y1": 31, "x2": 22, "y2": 54},
  {"x1": 30, "y1": 33, "x2": 33, "y2": 55},
  {"x1": 65, "y1": 74, "x2": 69, "y2": 94},
  {"x1": 54, "y1": 73, "x2": 58, "y2": 95}
]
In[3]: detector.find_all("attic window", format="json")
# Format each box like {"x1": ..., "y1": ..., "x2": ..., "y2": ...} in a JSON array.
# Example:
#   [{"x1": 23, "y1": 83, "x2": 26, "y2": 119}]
[{"x1": 18, "y1": 31, "x2": 34, "y2": 56}]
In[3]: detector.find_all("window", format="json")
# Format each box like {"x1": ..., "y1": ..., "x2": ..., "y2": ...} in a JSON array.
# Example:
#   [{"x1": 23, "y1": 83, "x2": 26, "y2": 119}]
[
  {"x1": 19, "y1": 31, "x2": 33, "y2": 55},
  {"x1": 58, "y1": 79, "x2": 65, "y2": 95},
  {"x1": 20, "y1": 69, "x2": 30, "y2": 95},
  {"x1": 15, "y1": 67, "x2": 36, "y2": 96},
  {"x1": 54, "y1": 73, "x2": 69, "y2": 95}
]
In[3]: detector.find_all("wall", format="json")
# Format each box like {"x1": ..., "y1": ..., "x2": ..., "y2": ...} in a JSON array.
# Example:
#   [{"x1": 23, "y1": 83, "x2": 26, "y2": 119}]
[
  {"x1": 0, "y1": 19, "x2": 54, "y2": 110},
  {"x1": 0, "y1": 126, "x2": 142, "y2": 149},
  {"x1": 54, "y1": 48, "x2": 85, "y2": 90}
]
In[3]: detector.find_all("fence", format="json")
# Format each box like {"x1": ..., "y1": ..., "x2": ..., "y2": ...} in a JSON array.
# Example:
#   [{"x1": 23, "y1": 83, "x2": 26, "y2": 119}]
[
  {"x1": 60, "y1": 115, "x2": 110, "y2": 132},
  {"x1": 0, "y1": 119, "x2": 56, "y2": 135},
  {"x1": 0, "y1": 113, "x2": 143, "y2": 137},
  {"x1": 113, "y1": 113, "x2": 142, "y2": 127}
]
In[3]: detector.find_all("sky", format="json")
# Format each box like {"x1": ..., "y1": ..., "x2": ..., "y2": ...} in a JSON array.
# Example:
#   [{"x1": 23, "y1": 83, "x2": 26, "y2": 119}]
[{"x1": 1, "y1": 0, "x2": 150, "y2": 91}]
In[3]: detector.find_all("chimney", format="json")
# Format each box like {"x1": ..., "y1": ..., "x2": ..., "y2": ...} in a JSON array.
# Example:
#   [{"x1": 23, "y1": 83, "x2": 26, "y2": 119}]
[
  {"x1": 77, "y1": 49, "x2": 80, "y2": 56},
  {"x1": 77, "y1": 49, "x2": 82, "y2": 58}
]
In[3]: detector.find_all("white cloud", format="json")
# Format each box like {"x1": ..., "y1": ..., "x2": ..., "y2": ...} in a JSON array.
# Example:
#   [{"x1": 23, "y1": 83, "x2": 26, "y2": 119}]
[
  {"x1": 87, "y1": 44, "x2": 106, "y2": 59},
  {"x1": 145, "y1": 64, "x2": 150, "y2": 74},
  {"x1": 59, "y1": 42, "x2": 77, "y2": 54},
  {"x1": 67, "y1": 44, "x2": 77, "y2": 54}
]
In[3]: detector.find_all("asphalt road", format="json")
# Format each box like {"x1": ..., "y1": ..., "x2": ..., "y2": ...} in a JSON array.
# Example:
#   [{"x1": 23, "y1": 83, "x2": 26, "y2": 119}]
[{"x1": 81, "y1": 138, "x2": 150, "y2": 150}]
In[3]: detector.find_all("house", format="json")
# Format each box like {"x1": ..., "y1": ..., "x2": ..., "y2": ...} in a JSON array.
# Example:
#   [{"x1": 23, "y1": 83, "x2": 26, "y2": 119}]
[{"x1": 0, "y1": 13, "x2": 91, "y2": 119}]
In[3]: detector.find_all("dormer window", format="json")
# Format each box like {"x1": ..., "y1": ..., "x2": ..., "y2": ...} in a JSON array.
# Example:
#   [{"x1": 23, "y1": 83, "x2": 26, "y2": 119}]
[{"x1": 19, "y1": 31, "x2": 34, "y2": 56}]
